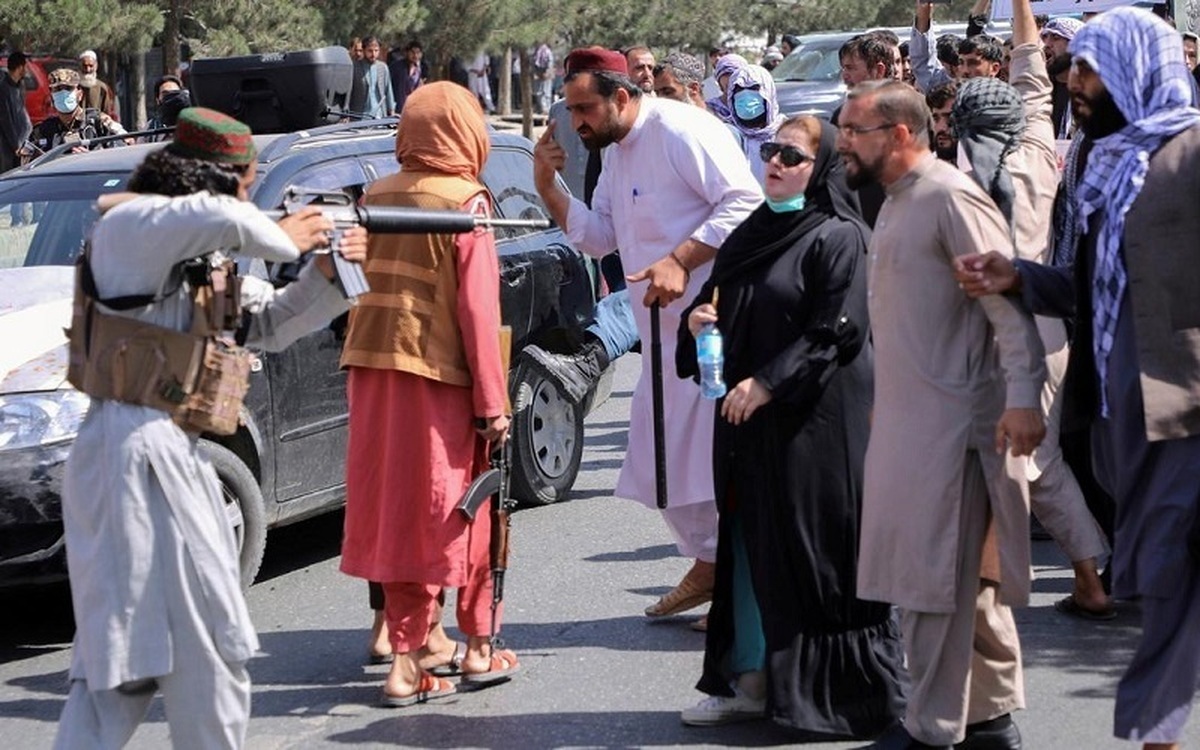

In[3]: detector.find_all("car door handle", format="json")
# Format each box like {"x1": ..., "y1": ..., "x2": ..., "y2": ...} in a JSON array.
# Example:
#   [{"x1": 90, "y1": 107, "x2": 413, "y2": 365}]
[
  {"x1": 500, "y1": 264, "x2": 527, "y2": 287},
  {"x1": 550, "y1": 243, "x2": 578, "y2": 286}
]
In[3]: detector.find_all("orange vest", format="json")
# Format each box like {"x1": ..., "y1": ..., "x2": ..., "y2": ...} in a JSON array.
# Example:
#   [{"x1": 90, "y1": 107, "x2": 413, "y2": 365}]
[{"x1": 339, "y1": 171, "x2": 487, "y2": 387}]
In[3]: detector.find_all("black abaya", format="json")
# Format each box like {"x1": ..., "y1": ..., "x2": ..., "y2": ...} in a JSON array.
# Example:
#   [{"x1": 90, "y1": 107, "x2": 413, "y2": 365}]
[{"x1": 677, "y1": 122, "x2": 907, "y2": 739}]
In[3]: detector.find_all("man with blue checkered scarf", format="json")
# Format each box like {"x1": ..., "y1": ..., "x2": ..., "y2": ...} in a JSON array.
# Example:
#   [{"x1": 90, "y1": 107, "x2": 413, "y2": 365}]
[
  {"x1": 955, "y1": 8, "x2": 1200, "y2": 748},
  {"x1": 952, "y1": 0, "x2": 1113, "y2": 630}
]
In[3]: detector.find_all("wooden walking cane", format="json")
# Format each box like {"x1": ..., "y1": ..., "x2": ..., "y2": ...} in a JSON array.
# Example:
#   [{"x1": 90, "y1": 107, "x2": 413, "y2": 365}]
[{"x1": 649, "y1": 302, "x2": 668, "y2": 509}]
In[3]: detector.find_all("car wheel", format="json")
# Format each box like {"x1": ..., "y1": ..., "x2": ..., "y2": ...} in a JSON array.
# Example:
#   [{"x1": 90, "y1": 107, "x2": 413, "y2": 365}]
[
  {"x1": 509, "y1": 358, "x2": 585, "y2": 506},
  {"x1": 199, "y1": 440, "x2": 267, "y2": 589}
]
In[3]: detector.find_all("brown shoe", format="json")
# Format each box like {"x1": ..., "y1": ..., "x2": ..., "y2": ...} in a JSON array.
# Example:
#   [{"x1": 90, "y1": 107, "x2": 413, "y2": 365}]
[
  {"x1": 645, "y1": 560, "x2": 715, "y2": 617},
  {"x1": 690, "y1": 615, "x2": 708, "y2": 632}
]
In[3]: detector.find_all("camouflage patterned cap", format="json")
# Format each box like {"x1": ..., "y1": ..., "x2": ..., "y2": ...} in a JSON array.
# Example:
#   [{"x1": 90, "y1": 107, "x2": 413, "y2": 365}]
[
  {"x1": 48, "y1": 68, "x2": 81, "y2": 87},
  {"x1": 169, "y1": 107, "x2": 257, "y2": 165}
]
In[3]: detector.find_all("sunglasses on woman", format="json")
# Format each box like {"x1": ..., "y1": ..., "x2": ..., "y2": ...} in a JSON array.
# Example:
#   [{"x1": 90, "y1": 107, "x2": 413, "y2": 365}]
[{"x1": 759, "y1": 142, "x2": 813, "y2": 167}]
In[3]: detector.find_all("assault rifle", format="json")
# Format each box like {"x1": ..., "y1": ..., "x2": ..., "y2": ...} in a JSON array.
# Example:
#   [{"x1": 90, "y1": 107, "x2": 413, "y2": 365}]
[
  {"x1": 268, "y1": 187, "x2": 552, "y2": 299},
  {"x1": 456, "y1": 432, "x2": 514, "y2": 650},
  {"x1": 455, "y1": 326, "x2": 515, "y2": 650}
]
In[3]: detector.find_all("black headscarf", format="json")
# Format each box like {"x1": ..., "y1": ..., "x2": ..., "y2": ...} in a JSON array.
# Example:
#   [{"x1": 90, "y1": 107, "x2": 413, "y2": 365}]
[
  {"x1": 676, "y1": 120, "x2": 867, "y2": 380},
  {"x1": 708, "y1": 119, "x2": 866, "y2": 290}
]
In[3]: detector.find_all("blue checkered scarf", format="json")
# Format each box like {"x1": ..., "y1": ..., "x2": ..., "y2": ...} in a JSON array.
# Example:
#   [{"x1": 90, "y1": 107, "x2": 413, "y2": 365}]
[{"x1": 1070, "y1": 7, "x2": 1200, "y2": 417}]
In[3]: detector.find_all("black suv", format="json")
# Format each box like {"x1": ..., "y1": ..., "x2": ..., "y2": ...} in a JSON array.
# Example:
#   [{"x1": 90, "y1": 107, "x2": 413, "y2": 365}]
[{"x1": 0, "y1": 122, "x2": 612, "y2": 588}]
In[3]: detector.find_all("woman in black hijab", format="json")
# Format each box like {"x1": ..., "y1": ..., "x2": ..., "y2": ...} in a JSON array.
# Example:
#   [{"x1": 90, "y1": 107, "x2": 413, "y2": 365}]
[{"x1": 676, "y1": 116, "x2": 907, "y2": 738}]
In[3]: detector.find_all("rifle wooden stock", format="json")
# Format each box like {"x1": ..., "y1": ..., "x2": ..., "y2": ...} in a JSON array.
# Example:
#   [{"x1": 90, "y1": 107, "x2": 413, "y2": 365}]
[{"x1": 491, "y1": 505, "x2": 510, "y2": 577}]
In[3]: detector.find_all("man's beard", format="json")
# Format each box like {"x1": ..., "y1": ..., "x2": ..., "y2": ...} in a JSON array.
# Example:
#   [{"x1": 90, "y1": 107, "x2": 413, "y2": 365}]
[
  {"x1": 935, "y1": 136, "x2": 958, "y2": 162},
  {"x1": 842, "y1": 151, "x2": 882, "y2": 189},
  {"x1": 578, "y1": 125, "x2": 615, "y2": 150},
  {"x1": 81, "y1": 73, "x2": 98, "y2": 87},
  {"x1": 1073, "y1": 88, "x2": 1128, "y2": 139},
  {"x1": 577, "y1": 112, "x2": 622, "y2": 150}
]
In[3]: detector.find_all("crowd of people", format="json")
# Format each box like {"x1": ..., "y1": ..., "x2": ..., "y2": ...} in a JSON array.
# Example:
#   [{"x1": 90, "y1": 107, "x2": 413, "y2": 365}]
[
  {"x1": 526, "y1": 1, "x2": 1200, "y2": 749},
  {"x1": 16, "y1": 0, "x2": 1200, "y2": 748}
]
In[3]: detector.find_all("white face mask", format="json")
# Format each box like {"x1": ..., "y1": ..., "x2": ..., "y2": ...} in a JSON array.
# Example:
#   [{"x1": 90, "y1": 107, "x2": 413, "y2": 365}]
[{"x1": 52, "y1": 89, "x2": 78, "y2": 114}]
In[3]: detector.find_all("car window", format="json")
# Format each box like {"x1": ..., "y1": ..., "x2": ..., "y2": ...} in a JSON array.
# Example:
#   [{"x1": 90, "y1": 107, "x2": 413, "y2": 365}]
[
  {"x1": 773, "y1": 41, "x2": 846, "y2": 83},
  {"x1": 274, "y1": 158, "x2": 368, "y2": 200},
  {"x1": 363, "y1": 147, "x2": 552, "y2": 241},
  {"x1": 0, "y1": 174, "x2": 123, "y2": 268},
  {"x1": 481, "y1": 147, "x2": 551, "y2": 240},
  {"x1": 363, "y1": 154, "x2": 398, "y2": 182}
]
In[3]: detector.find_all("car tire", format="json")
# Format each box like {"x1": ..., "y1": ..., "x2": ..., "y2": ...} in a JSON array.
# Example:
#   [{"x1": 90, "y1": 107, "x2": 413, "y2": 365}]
[
  {"x1": 199, "y1": 440, "x2": 267, "y2": 589},
  {"x1": 509, "y1": 357, "x2": 585, "y2": 506}
]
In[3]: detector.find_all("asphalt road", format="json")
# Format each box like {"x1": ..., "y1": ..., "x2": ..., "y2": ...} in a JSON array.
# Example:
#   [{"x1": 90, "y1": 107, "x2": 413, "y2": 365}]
[{"x1": 0, "y1": 353, "x2": 1177, "y2": 748}]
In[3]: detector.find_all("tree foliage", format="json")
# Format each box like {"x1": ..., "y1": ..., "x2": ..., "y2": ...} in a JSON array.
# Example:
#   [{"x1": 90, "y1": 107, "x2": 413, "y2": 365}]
[
  {"x1": 319, "y1": 0, "x2": 426, "y2": 49},
  {"x1": 0, "y1": 0, "x2": 160, "y2": 54},
  {"x1": 184, "y1": 1, "x2": 324, "y2": 57},
  {"x1": 0, "y1": 0, "x2": 986, "y2": 76},
  {"x1": 713, "y1": 0, "x2": 979, "y2": 46}
]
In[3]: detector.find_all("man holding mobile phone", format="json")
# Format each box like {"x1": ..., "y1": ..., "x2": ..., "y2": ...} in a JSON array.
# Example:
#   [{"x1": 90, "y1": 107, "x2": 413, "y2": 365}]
[{"x1": 532, "y1": 47, "x2": 761, "y2": 628}]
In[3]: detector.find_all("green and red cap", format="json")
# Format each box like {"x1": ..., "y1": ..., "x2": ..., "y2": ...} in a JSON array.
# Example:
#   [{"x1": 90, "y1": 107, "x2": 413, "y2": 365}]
[{"x1": 169, "y1": 107, "x2": 257, "y2": 165}]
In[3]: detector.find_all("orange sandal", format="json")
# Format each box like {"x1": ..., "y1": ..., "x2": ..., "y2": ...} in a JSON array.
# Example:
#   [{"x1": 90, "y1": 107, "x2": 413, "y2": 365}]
[
  {"x1": 461, "y1": 649, "x2": 520, "y2": 685},
  {"x1": 379, "y1": 671, "x2": 457, "y2": 707}
]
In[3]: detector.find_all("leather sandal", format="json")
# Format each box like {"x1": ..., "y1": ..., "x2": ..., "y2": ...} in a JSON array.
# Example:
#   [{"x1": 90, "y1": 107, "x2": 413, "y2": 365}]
[
  {"x1": 461, "y1": 649, "x2": 520, "y2": 685},
  {"x1": 428, "y1": 641, "x2": 468, "y2": 677},
  {"x1": 646, "y1": 561, "x2": 715, "y2": 617},
  {"x1": 379, "y1": 672, "x2": 456, "y2": 708}
]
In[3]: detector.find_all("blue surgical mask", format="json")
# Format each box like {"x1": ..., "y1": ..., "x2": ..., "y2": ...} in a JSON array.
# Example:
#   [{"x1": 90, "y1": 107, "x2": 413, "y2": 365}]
[
  {"x1": 52, "y1": 89, "x2": 78, "y2": 114},
  {"x1": 733, "y1": 90, "x2": 767, "y2": 122},
  {"x1": 765, "y1": 194, "x2": 807, "y2": 213}
]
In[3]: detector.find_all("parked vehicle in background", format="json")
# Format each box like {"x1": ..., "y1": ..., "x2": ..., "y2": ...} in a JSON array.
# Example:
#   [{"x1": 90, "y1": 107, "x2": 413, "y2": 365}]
[
  {"x1": 772, "y1": 32, "x2": 876, "y2": 119},
  {"x1": 0, "y1": 55, "x2": 81, "y2": 126},
  {"x1": 0, "y1": 121, "x2": 612, "y2": 590},
  {"x1": 772, "y1": 22, "x2": 1009, "y2": 119}
]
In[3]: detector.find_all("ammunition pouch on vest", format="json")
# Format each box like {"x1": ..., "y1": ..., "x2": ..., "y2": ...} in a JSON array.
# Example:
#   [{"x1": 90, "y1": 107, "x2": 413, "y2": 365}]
[{"x1": 67, "y1": 248, "x2": 251, "y2": 436}]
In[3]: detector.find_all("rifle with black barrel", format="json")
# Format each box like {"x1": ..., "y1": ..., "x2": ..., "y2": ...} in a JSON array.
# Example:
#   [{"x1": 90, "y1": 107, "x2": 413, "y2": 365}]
[
  {"x1": 268, "y1": 187, "x2": 551, "y2": 299},
  {"x1": 455, "y1": 326, "x2": 515, "y2": 652}
]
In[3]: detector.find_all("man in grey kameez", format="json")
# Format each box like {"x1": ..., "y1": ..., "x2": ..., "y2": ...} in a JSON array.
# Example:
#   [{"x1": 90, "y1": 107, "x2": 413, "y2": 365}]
[
  {"x1": 55, "y1": 108, "x2": 367, "y2": 749},
  {"x1": 839, "y1": 80, "x2": 1046, "y2": 749},
  {"x1": 956, "y1": 9, "x2": 1200, "y2": 748}
]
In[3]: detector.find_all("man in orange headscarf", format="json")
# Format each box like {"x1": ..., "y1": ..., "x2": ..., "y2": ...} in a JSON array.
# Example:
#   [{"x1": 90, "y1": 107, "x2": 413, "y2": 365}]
[{"x1": 340, "y1": 81, "x2": 518, "y2": 707}]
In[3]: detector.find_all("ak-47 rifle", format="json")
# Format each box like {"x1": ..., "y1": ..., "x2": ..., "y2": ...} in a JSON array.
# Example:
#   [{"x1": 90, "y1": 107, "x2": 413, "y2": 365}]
[{"x1": 455, "y1": 326, "x2": 515, "y2": 649}]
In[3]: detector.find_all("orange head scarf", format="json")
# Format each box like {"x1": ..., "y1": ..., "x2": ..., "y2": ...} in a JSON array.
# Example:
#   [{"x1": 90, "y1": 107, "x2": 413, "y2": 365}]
[{"x1": 395, "y1": 81, "x2": 490, "y2": 179}]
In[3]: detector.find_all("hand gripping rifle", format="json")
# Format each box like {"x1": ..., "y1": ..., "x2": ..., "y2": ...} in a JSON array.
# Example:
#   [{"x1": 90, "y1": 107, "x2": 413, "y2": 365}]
[
  {"x1": 269, "y1": 187, "x2": 551, "y2": 300},
  {"x1": 455, "y1": 326, "x2": 515, "y2": 650}
]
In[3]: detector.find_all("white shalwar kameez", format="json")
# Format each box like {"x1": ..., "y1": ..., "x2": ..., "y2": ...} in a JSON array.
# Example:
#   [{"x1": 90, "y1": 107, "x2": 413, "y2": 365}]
[
  {"x1": 564, "y1": 97, "x2": 762, "y2": 559},
  {"x1": 55, "y1": 193, "x2": 349, "y2": 750}
]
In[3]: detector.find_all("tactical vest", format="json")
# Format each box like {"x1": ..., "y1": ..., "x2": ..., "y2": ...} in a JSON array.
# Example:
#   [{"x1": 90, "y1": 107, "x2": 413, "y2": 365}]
[
  {"x1": 339, "y1": 172, "x2": 488, "y2": 385},
  {"x1": 67, "y1": 248, "x2": 252, "y2": 435}
]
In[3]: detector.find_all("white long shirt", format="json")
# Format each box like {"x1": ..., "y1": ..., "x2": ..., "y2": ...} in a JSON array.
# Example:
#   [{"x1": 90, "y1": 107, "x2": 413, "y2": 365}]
[
  {"x1": 65, "y1": 193, "x2": 348, "y2": 690},
  {"x1": 565, "y1": 97, "x2": 762, "y2": 508}
]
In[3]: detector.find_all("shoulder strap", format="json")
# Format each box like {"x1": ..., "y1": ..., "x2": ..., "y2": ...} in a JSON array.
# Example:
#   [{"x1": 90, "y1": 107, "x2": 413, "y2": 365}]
[{"x1": 79, "y1": 240, "x2": 190, "y2": 311}]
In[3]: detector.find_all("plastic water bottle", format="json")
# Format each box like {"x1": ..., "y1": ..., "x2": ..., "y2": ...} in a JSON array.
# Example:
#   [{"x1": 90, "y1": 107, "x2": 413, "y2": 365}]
[{"x1": 696, "y1": 323, "x2": 727, "y2": 400}]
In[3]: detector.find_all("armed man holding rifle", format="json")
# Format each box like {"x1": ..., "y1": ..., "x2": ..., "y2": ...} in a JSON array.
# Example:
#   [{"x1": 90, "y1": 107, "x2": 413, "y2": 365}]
[
  {"x1": 339, "y1": 81, "x2": 520, "y2": 707},
  {"x1": 56, "y1": 107, "x2": 368, "y2": 749}
]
